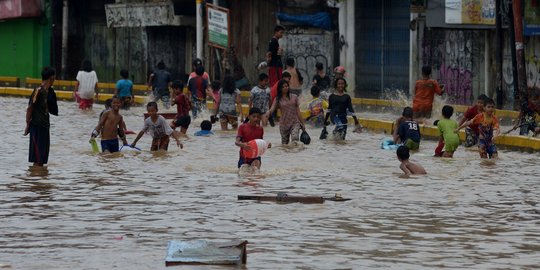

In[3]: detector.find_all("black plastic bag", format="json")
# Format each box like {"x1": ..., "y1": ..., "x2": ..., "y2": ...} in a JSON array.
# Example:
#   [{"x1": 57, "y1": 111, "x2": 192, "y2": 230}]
[
  {"x1": 319, "y1": 127, "x2": 328, "y2": 140},
  {"x1": 300, "y1": 130, "x2": 311, "y2": 145}
]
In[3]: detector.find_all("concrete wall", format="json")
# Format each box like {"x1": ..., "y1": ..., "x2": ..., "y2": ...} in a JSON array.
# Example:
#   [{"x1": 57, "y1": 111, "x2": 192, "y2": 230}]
[
  {"x1": 63, "y1": 0, "x2": 189, "y2": 84},
  {"x1": 338, "y1": 0, "x2": 355, "y2": 95},
  {"x1": 421, "y1": 28, "x2": 486, "y2": 105},
  {"x1": 281, "y1": 27, "x2": 335, "y2": 91}
]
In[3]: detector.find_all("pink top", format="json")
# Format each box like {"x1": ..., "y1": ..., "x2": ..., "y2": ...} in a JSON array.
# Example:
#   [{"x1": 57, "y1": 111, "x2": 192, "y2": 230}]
[{"x1": 277, "y1": 94, "x2": 300, "y2": 130}]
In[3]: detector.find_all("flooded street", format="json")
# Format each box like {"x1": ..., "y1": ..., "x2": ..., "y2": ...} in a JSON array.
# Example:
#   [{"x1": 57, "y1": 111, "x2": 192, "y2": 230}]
[{"x1": 1, "y1": 96, "x2": 539, "y2": 269}]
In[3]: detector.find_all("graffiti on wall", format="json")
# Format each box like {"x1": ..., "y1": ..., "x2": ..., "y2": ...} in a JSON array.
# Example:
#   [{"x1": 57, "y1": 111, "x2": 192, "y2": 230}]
[
  {"x1": 105, "y1": 2, "x2": 176, "y2": 28},
  {"x1": 523, "y1": 37, "x2": 540, "y2": 111},
  {"x1": 281, "y1": 29, "x2": 334, "y2": 90},
  {"x1": 422, "y1": 29, "x2": 483, "y2": 104}
]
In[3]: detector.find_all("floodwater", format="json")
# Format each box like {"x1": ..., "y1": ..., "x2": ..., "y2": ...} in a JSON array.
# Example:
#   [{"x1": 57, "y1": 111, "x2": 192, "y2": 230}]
[{"x1": 1, "y1": 96, "x2": 539, "y2": 269}]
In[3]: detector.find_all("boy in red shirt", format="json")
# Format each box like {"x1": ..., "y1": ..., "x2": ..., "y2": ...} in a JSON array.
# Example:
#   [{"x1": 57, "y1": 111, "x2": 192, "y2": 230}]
[
  {"x1": 235, "y1": 107, "x2": 272, "y2": 170},
  {"x1": 170, "y1": 80, "x2": 191, "y2": 135},
  {"x1": 459, "y1": 94, "x2": 487, "y2": 147},
  {"x1": 455, "y1": 98, "x2": 500, "y2": 159},
  {"x1": 412, "y1": 65, "x2": 444, "y2": 120}
]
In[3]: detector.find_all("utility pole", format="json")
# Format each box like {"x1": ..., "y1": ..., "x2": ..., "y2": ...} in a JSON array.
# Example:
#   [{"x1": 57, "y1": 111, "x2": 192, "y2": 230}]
[
  {"x1": 508, "y1": 1, "x2": 519, "y2": 106},
  {"x1": 61, "y1": 0, "x2": 69, "y2": 79},
  {"x1": 196, "y1": 0, "x2": 203, "y2": 60},
  {"x1": 512, "y1": 0, "x2": 528, "y2": 110},
  {"x1": 495, "y1": 0, "x2": 503, "y2": 108}
]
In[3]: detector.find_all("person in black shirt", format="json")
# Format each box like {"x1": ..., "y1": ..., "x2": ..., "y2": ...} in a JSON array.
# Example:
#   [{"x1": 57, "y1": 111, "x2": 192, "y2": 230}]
[
  {"x1": 25, "y1": 67, "x2": 58, "y2": 167},
  {"x1": 324, "y1": 78, "x2": 360, "y2": 140},
  {"x1": 147, "y1": 61, "x2": 172, "y2": 109},
  {"x1": 312, "y1": 62, "x2": 331, "y2": 92},
  {"x1": 266, "y1": 25, "x2": 285, "y2": 87}
]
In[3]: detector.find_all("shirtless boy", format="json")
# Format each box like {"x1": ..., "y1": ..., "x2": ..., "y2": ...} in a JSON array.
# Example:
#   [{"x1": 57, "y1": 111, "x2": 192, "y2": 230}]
[
  {"x1": 397, "y1": 145, "x2": 426, "y2": 175},
  {"x1": 91, "y1": 97, "x2": 129, "y2": 153}
]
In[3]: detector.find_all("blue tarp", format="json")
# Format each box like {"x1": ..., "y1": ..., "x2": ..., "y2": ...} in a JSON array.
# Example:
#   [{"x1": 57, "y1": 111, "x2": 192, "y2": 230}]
[{"x1": 277, "y1": 12, "x2": 332, "y2": 30}]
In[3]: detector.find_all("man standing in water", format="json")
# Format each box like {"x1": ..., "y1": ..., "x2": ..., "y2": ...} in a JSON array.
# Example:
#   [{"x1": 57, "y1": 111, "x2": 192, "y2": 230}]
[
  {"x1": 24, "y1": 67, "x2": 58, "y2": 167},
  {"x1": 147, "y1": 61, "x2": 172, "y2": 109},
  {"x1": 266, "y1": 25, "x2": 285, "y2": 87}
]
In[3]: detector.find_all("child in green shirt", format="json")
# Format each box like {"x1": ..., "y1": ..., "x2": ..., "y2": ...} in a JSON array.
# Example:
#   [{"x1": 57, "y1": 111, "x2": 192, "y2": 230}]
[{"x1": 437, "y1": 105, "x2": 460, "y2": 157}]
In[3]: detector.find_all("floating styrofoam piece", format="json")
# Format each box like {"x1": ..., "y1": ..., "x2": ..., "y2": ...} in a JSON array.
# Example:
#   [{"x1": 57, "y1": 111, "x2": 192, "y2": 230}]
[{"x1": 165, "y1": 239, "x2": 247, "y2": 266}]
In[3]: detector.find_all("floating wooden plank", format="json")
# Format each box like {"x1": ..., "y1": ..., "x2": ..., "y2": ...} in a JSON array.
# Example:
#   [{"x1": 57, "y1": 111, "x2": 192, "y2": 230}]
[
  {"x1": 165, "y1": 239, "x2": 247, "y2": 266},
  {"x1": 238, "y1": 193, "x2": 351, "y2": 204}
]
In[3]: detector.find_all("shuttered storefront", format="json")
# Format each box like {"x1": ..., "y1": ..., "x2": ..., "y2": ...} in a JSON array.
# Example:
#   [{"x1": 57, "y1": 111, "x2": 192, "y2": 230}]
[{"x1": 355, "y1": 1, "x2": 410, "y2": 97}]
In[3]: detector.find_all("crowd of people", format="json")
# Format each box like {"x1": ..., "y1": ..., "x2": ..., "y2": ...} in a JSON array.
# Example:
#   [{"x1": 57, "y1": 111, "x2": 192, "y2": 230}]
[{"x1": 24, "y1": 26, "x2": 540, "y2": 177}]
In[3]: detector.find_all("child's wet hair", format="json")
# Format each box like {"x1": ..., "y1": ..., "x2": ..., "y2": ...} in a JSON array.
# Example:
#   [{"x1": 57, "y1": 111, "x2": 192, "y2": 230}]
[
  {"x1": 402, "y1": 106, "x2": 413, "y2": 118},
  {"x1": 195, "y1": 65, "x2": 205, "y2": 76},
  {"x1": 397, "y1": 145, "x2": 410, "y2": 160},
  {"x1": 315, "y1": 62, "x2": 324, "y2": 71},
  {"x1": 442, "y1": 105, "x2": 454, "y2": 118},
  {"x1": 41, "y1": 67, "x2": 56, "y2": 80},
  {"x1": 421, "y1": 65, "x2": 432, "y2": 76},
  {"x1": 248, "y1": 107, "x2": 262, "y2": 116},
  {"x1": 484, "y1": 98, "x2": 495, "y2": 106},
  {"x1": 477, "y1": 94, "x2": 488, "y2": 102},
  {"x1": 172, "y1": 80, "x2": 184, "y2": 90},
  {"x1": 286, "y1": 58, "x2": 295, "y2": 67},
  {"x1": 105, "y1": 98, "x2": 113, "y2": 109},
  {"x1": 274, "y1": 25, "x2": 285, "y2": 32},
  {"x1": 200, "y1": 120, "x2": 212, "y2": 131},
  {"x1": 120, "y1": 69, "x2": 129, "y2": 79},
  {"x1": 311, "y1": 85, "x2": 321, "y2": 97},
  {"x1": 282, "y1": 71, "x2": 292, "y2": 79},
  {"x1": 147, "y1": 101, "x2": 158, "y2": 111},
  {"x1": 258, "y1": 73, "x2": 269, "y2": 81},
  {"x1": 210, "y1": 80, "x2": 221, "y2": 90}
]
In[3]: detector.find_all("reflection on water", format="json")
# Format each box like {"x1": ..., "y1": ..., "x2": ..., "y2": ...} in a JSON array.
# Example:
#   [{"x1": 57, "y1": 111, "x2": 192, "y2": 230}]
[{"x1": 0, "y1": 96, "x2": 539, "y2": 269}]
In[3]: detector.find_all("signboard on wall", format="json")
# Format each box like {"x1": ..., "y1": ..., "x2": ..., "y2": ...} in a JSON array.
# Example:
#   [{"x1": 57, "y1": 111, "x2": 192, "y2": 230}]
[
  {"x1": 524, "y1": 0, "x2": 540, "y2": 35},
  {"x1": 105, "y1": 2, "x2": 195, "y2": 27},
  {"x1": 445, "y1": 0, "x2": 495, "y2": 25},
  {"x1": 206, "y1": 4, "x2": 229, "y2": 49}
]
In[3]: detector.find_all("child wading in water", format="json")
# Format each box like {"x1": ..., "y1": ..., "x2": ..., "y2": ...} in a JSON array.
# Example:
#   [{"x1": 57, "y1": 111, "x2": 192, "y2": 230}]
[
  {"x1": 436, "y1": 105, "x2": 460, "y2": 157},
  {"x1": 236, "y1": 108, "x2": 271, "y2": 171},
  {"x1": 397, "y1": 146, "x2": 426, "y2": 175},
  {"x1": 249, "y1": 73, "x2": 271, "y2": 126},
  {"x1": 266, "y1": 80, "x2": 306, "y2": 144},
  {"x1": 455, "y1": 98, "x2": 500, "y2": 159},
  {"x1": 131, "y1": 102, "x2": 183, "y2": 151},
  {"x1": 412, "y1": 65, "x2": 444, "y2": 121},
  {"x1": 215, "y1": 76, "x2": 243, "y2": 130},
  {"x1": 394, "y1": 107, "x2": 421, "y2": 150},
  {"x1": 324, "y1": 78, "x2": 360, "y2": 140},
  {"x1": 307, "y1": 85, "x2": 328, "y2": 128},
  {"x1": 91, "y1": 97, "x2": 129, "y2": 153},
  {"x1": 115, "y1": 69, "x2": 134, "y2": 109},
  {"x1": 170, "y1": 80, "x2": 191, "y2": 135},
  {"x1": 194, "y1": 120, "x2": 214, "y2": 136}
]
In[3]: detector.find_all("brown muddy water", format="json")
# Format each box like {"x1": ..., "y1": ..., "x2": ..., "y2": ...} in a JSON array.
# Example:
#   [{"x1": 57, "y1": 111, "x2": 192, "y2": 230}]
[{"x1": 0, "y1": 96, "x2": 539, "y2": 269}]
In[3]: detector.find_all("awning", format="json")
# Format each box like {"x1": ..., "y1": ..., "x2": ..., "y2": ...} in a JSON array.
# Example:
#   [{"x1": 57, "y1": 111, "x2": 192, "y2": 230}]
[{"x1": 277, "y1": 12, "x2": 332, "y2": 30}]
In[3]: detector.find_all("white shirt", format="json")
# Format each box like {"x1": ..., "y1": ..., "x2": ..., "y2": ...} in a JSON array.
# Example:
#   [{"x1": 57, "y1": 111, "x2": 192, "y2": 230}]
[
  {"x1": 142, "y1": 115, "x2": 173, "y2": 138},
  {"x1": 76, "y1": 71, "x2": 99, "y2": 99}
]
